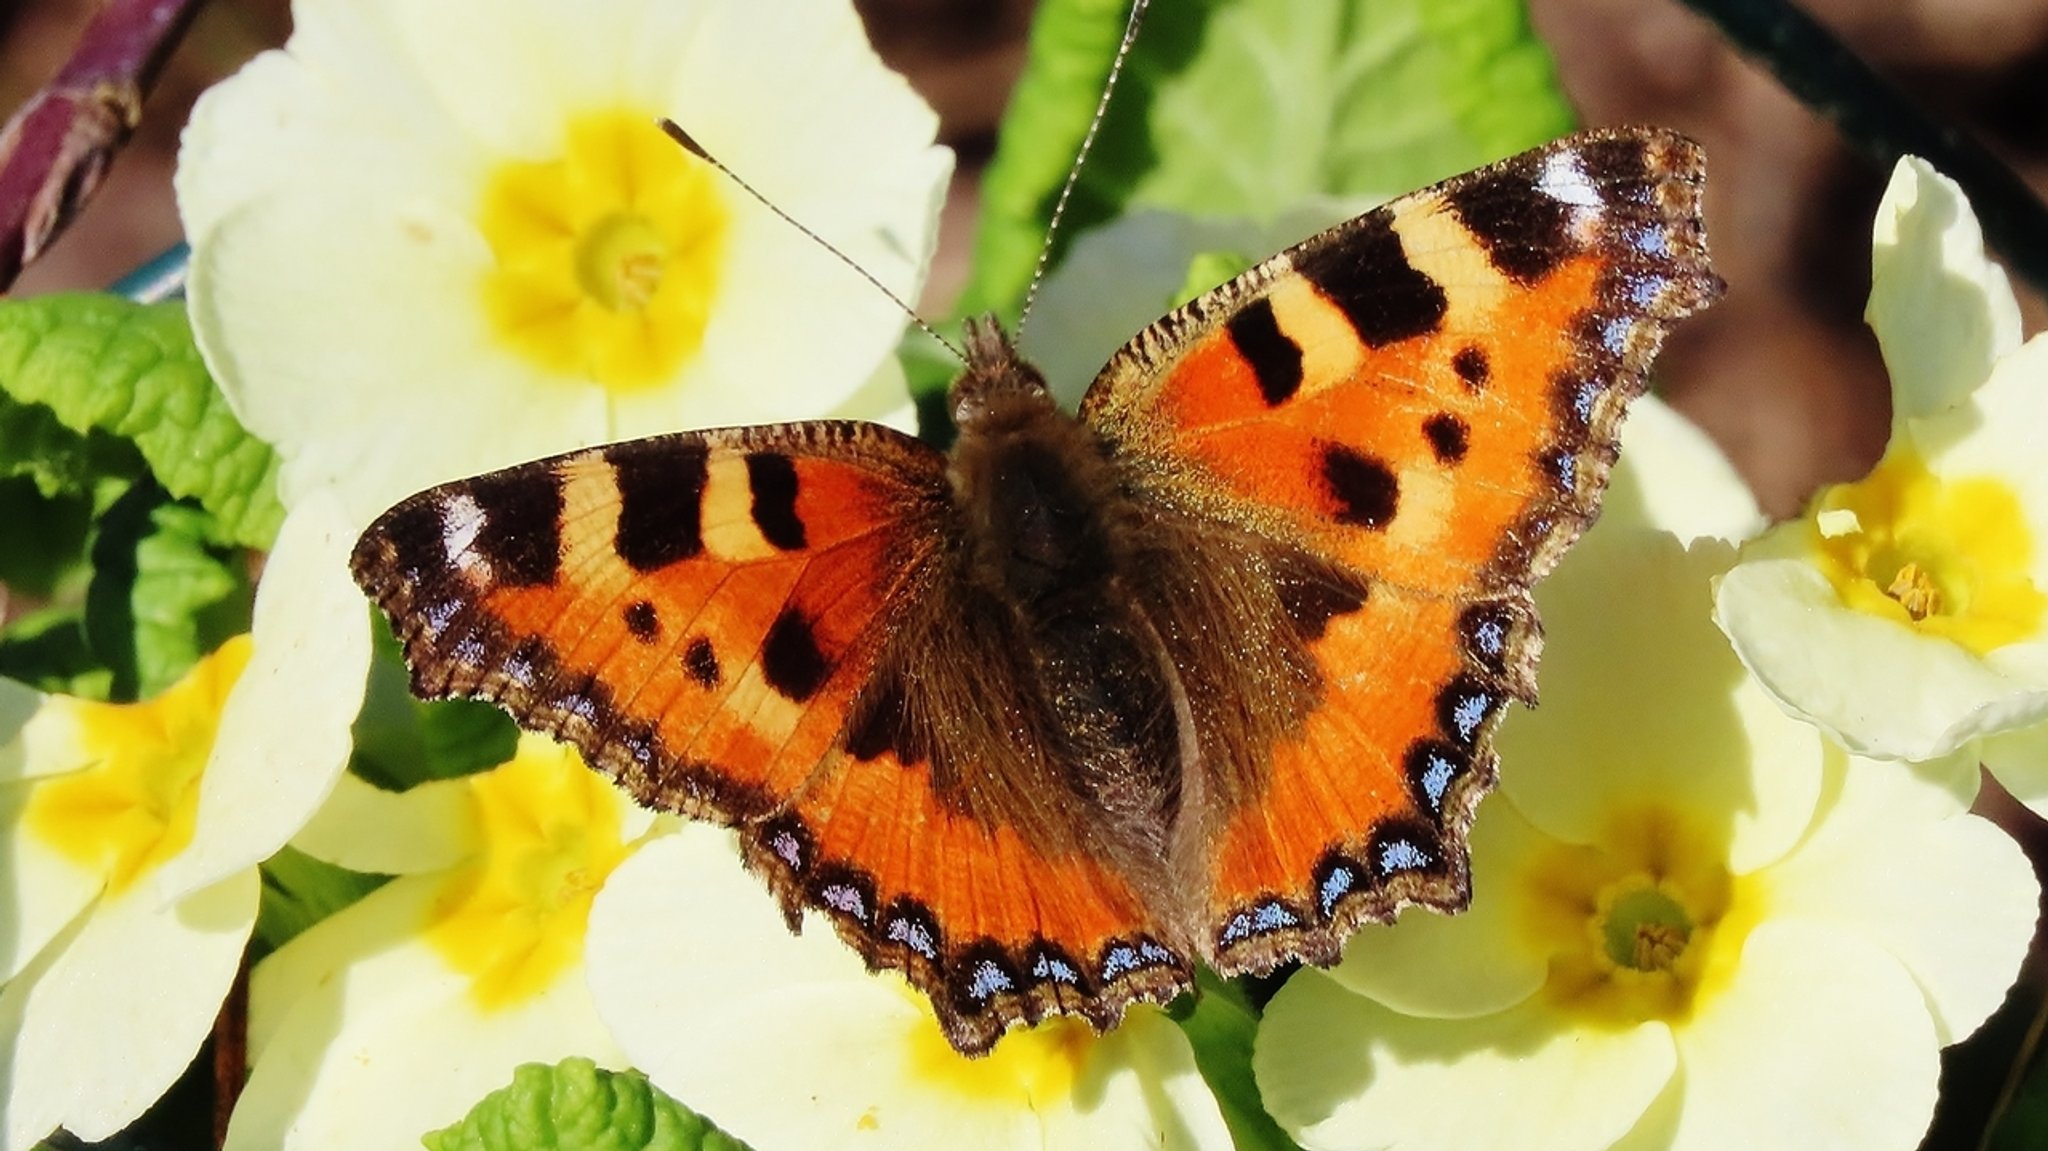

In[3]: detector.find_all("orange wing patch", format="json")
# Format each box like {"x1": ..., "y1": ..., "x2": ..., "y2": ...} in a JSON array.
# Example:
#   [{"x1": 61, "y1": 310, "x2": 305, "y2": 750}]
[
  {"x1": 1086, "y1": 128, "x2": 1719, "y2": 595},
  {"x1": 1198, "y1": 585, "x2": 1535, "y2": 973},
  {"x1": 350, "y1": 422, "x2": 948, "y2": 824},
  {"x1": 743, "y1": 742, "x2": 1192, "y2": 1056}
]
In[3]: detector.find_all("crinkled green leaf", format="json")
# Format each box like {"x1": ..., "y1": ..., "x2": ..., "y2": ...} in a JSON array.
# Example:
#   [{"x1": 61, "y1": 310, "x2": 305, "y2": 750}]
[
  {"x1": 0, "y1": 292, "x2": 284, "y2": 548},
  {"x1": 0, "y1": 391, "x2": 145, "y2": 500},
  {"x1": 255, "y1": 843, "x2": 389, "y2": 957},
  {"x1": 85, "y1": 481, "x2": 252, "y2": 700},
  {"x1": 1176, "y1": 971, "x2": 1302, "y2": 1151},
  {"x1": 422, "y1": 1058, "x2": 749, "y2": 1151},
  {"x1": 961, "y1": 0, "x2": 1573, "y2": 318},
  {"x1": 352, "y1": 613, "x2": 519, "y2": 789}
]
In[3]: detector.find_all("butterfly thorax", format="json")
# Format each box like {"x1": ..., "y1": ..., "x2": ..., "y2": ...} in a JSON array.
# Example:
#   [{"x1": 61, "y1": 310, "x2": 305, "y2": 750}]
[{"x1": 943, "y1": 316, "x2": 1185, "y2": 860}]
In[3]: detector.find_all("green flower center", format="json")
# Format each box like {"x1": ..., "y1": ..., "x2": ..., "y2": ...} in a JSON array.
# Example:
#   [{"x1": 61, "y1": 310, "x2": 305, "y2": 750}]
[
  {"x1": 1519, "y1": 804, "x2": 1747, "y2": 1026},
  {"x1": 478, "y1": 108, "x2": 730, "y2": 392},
  {"x1": 1600, "y1": 883, "x2": 1695, "y2": 972},
  {"x1": 1808, "y1": 447, "x2": 2044, "y2": 654}
]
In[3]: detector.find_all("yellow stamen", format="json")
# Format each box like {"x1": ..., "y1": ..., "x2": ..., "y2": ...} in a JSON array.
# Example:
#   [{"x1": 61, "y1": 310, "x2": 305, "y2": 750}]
[{"x1": 1807, "y1": 448, "x2": 2045, "y2": 654}]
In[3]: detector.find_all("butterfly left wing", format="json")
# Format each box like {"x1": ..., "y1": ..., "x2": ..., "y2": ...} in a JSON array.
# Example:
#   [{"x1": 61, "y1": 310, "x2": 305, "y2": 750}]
[
  {"x1": 1078, "y1": 127, "x2": 1721, "y2": 973},
  {"x1": 352, "y1": 424, "x2": 1197, "y2": 1055}
]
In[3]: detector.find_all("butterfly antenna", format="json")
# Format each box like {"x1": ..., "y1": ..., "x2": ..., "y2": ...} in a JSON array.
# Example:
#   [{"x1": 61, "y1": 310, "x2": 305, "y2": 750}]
[
  {"x1": 658, "y1": 119, "x2": 965, "y2": 362},
  {"x1": 1014, "y1": 0, "x2": 1151, "y2": 342}
]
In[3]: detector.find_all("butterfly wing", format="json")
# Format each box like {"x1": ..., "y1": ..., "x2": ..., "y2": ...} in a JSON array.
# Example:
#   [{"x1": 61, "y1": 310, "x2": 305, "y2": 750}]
[
  {"x1": 1077, "y1": 127, "x2": 1721, "y2": 972},
  {"x1": 352, "y1": 421, "x2": 1191, "y2": 1054}
]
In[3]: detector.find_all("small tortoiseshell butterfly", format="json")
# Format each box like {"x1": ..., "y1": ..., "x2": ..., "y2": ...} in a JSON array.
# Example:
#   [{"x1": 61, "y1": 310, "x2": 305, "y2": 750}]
[{"x1": 352, "y1": 126, "x2": 1719, "y2": 1055}]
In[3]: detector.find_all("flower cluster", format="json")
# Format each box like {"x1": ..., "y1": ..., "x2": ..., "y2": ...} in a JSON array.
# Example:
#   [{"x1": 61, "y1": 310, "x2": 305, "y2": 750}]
[{"x1": 0, "y1": 0, "x2": 2042, "y2": 1149}]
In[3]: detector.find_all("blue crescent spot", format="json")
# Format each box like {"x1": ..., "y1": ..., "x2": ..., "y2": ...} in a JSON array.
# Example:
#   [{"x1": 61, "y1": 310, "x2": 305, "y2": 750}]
[
  {"x1": 1452, "y1": 690, "x2": 1493, "y2": 742},
  {"x1": 1419, "y1": 752, "x2": 1456, "y2": 811},
  {"x1": 886, "y1": 915, "x2": 937, "y2": 960},
  {"x1": 1032, "y1": 951, "x2": 1080, "y2": 984},
  {"x1": 1318, "y1": 864, "x2": 1358, "y2": 917},
  {"x1": 968, "y1": 958, "x2": 1015, "y2": 1002},
  {"x1": 1378, "y1": 839, "x2": 1432, "y2": 874},
  {"x1": 820, "y1": 883, "x2": 866, "y2": 920}
]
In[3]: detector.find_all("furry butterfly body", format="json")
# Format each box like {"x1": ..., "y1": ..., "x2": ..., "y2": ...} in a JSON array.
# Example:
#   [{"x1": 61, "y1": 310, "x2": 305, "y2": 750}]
[{"x1": 353, "y1": 126, "x2": 1721, "y2": 1054}]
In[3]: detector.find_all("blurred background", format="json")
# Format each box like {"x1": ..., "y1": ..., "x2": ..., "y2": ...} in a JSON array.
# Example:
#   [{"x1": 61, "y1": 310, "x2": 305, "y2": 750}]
[{"x1": 6, "y1": 0, "x2": 2048, "y2": 516}]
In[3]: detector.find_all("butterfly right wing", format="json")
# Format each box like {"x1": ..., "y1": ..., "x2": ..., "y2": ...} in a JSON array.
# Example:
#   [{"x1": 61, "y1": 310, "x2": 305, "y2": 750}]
[{"x1": 352, "y1": 421, "x2": 1191, "y2": 1055}]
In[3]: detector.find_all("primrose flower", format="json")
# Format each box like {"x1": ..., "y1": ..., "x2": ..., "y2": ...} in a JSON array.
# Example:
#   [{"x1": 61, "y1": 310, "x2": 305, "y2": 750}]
[
  {"x1": 585, "y1": 825, "x2": 1234, "y2": 1151},
  {"x1": 0, "y1": 644, "x2": 260, "y2": 1151},
  {"x1": 225, "y1": 734, "x2": 658, "y2": 1149},
  {"x1": 178, "y1": 0, "x2": 952, "y2": 525},
  {"x1": 1254, "y1": 467, "x2": 2037, "y2": 1151},
  {"x1": 1714, "y1": 157, "x2": 2048, "y2": 770}
]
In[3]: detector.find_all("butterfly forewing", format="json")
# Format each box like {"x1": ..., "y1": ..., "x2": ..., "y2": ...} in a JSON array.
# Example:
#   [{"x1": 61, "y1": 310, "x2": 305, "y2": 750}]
[{"x1": 350, "y1": 422, "x2": 952, "y2": 820}]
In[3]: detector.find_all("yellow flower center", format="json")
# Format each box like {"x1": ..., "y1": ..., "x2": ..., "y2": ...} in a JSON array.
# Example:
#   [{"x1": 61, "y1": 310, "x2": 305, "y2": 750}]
[
  {"x1": 1807, "y1": 448, "x2": 2045, "y2": 654},
  {"x1": 425, "y1": 735, "x2": 634, "y2": 1009},
  {"x1": 478, "y1": 108, "x2": 730, "y2": 392},
  {"x1": 899, "y1": 983, "x2": 1096, "y2": 1115},
  {"x1": 24, "y1": 636, "x2": 252, "y2": 894},
  {"x1": 1519, "y1": 804, "x2": 1749, "y2": 1026}
]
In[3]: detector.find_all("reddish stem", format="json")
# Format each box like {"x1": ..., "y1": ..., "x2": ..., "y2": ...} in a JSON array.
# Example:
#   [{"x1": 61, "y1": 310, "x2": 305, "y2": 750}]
[{"x1": 0, "y1": 0, "x2": 205, "y2": 292}]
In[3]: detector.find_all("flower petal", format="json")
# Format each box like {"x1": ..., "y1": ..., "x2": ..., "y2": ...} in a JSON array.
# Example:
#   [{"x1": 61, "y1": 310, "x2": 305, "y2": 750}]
[
  {"x1": 587, "y1": 827, "x2": 1229, "y2": 1151},
  {"x1": 231, "y1": 899, "x2": 625, "y2": 1151},
  {"x1": 290, "y1": 770, "x2": 481, "y2": 876},
  {"x1": 1914, "y1": 336, "x2": 2048, "y2": 589},
  {"x1": 1867, "y1": 158, "x2": 2022, "y2": 425},
  {"x1": 1980, "y1": 720, "x2": 2048, "y2": 818},
  {"x1": 245, "y1": 873, "x2": 467, "y2": 1061},
  {"x1": 1761, "y1": 754, "x2": 2034, "y2": 1045},
  {"x1": 1328, "y1": 794, "x2": 1547, "y2": 1017},
  {"x1": 1599, "y1": 396, "x2": 1764, "y2": 544},
  {"x1": 156, "y1": 490, "x2": 370, "y2": 900},
  {"x1": 0, "y1": 679, "x2": 47, "y2": 782},
  {"x1": 1255, "y1": 970, "x2": 1674, "y2": 1151},
  {"x1": 1714, "y1": 552, "x2": 2048, "y2": 761},
  {"x1": 1662, "y1": 919, "x2": 1939, "y2": 1151},
  {"x1": 0, "y1": 793, "x2": 102, "y2": 987},
  {"x1": 1507, "y1": 533, "x2": 1824, "y2": 872},
  {"x1": 1, "y1": 871, "x2": 257, "y2": 1148}
]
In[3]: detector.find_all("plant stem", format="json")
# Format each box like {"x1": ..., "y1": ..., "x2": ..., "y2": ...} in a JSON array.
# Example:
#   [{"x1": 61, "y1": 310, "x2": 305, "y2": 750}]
[{"x1": 0, "y1": 0, "x2": 204, "y2": 292}]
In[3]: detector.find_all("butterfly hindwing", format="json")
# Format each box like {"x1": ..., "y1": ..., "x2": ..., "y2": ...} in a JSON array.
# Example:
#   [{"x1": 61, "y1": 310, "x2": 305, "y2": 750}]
[{"x1": 1080, "y1": 126, "x2": 1720, "y2": 971}]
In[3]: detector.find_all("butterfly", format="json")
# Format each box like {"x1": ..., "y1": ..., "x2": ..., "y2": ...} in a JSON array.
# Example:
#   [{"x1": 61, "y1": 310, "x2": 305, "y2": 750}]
[{"x1": 351, "y1": 125, "x2": 1720, "y2": 1056}]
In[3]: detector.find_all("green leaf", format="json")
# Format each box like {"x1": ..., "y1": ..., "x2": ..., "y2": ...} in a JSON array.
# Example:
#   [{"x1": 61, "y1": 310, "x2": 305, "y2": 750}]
[
  {"x1": 421, "y1": 1058, "x2": 750, "y2": 1151},
  {"x1": 961, "y1": 0, "x2": 1574, "y2": 319},
  {"x1": 255, "y1": 844, "x2": 389, "y2": 956},
  {"x1": 351, "y1": 614, "x2": 519, "y2": 790},
  {"x1": 0, "y1": 293, "x2": 285, "y2": 548},
  {"x1": 85, "y1": 481, "x2": 252, "y2": 700},
  {"x1": 0, "y1": 392, "x2": 144, "y2": 500},
  {"x1": 0, "y1": 605, "x2": 111, "y2": 698},
  {"x1": 1177, "y1": 971, "x2": 1303, "y2": 1151}
]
